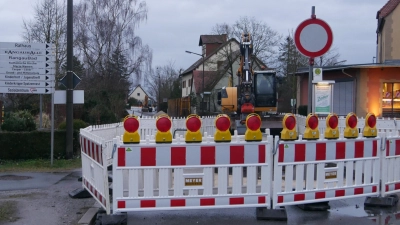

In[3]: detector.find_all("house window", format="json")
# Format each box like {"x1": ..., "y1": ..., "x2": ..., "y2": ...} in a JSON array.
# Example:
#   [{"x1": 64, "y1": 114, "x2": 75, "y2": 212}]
[
  {"x1": 137, "y1": 93, "x2": 140, "y2": 96},
  {"x1": 182, "y1": 80, "x2": 186, "y2": 88},
  {"x1": 382, "y1": 82, "x2": 400, "y2": 116},
  {"x1": 188, "y1": 78, "x2": 192, "y2": 87}
]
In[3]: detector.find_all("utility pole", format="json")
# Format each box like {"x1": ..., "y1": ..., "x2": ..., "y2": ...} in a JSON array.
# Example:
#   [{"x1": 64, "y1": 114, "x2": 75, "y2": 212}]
[{"x1": 66, "y1": 0, "x2": 74, "y2": 158}]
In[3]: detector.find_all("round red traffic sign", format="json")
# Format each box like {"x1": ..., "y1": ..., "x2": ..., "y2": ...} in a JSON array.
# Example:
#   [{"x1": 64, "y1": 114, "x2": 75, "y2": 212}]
[{"x1": 294, "y1": 18, "x2": 333, "y2": 58}]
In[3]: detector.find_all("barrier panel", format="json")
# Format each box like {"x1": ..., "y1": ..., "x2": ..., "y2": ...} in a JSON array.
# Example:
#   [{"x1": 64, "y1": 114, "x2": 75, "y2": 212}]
[
  {"x1": 80, "y1": 129, "x2": 111, "y2": 214},
  {"x1": 112, "y1": 135, "x2": 273, "y2": 212},
  {"x1": 273, "y1": 136, "x2": 381, "y2": 208},
  {"x1": 382, "y1": 135, "x2": 400, "y2": 196}
]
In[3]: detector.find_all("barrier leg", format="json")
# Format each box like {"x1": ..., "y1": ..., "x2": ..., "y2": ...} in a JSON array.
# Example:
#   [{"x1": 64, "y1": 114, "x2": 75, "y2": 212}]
[{"x1": 256, "y1": 207, "x2": 287, "y2": 221}]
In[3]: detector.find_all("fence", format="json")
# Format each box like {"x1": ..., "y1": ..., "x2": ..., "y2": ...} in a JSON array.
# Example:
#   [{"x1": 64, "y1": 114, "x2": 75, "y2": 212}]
[{"x1": 79, "y1": 115, "x2": 400, "y2": 218}]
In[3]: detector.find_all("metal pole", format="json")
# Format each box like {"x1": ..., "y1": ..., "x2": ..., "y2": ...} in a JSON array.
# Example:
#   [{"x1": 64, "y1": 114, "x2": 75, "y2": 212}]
[
  {"x1": 308, "y1": 6, "x2": 316, "y2": 114},
  {"x1": 202, "y1": 55, "x2": 204, "y2": 116},
  {"x1": 51, "y1": 92, "x2": 54, "y2": 165},
  {"x1": 39, "y1": 95, "x2": 42, "y2": 129},
  {"x1": 66, "y1": 0, "x2": 73, "y2": 159}
]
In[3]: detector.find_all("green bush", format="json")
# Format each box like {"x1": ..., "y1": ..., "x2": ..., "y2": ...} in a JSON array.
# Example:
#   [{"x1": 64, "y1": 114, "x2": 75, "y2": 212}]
[
  {"x1": 58, "y1": 119, "x2": 88, "y2": 130},
  {"x1": 298, "y1": 105, "x2": 308, "y2": 116},
  {"x1": 1, "y1": 110, "x2": 36, "y2": 132}
]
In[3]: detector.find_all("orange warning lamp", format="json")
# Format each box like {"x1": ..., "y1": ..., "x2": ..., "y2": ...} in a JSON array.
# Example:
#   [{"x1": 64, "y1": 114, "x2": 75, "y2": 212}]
[
  {"x1": 122, "y1": 115, "x2": 140, "y2": 144},
  {"x1": 363, "y1": 113, "x2": 377, "y2": 137},
  {"x1": 281, "y1": 113, "x2": 297, "y2": 140},
  {"x1": 155, "y1": 114, "x2": 172, "y2": 143},
  {"x1": 324, "y1": 113, "x2": 339, "y2": 139},
  {"x1": 304, "y1": 113, "x2": 319, "y2": 140},
  {"x1": 344, "y1": 112, "x2": 358, "y2": 138},
  {"x1": 185, "y1": 114, "x2": 202, "y2": 143},
  {"x1": 214, "y1": 114, "x2": 231, "y2": 142},
  {"x1": 244, "y1": 113, "x2": 262, "y2": 141}
]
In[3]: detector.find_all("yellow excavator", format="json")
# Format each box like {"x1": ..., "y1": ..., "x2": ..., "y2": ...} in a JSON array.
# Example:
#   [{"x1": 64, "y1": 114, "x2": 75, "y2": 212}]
[{"x1": 217, "y1": 33, "x2": 278, "y2": 134}]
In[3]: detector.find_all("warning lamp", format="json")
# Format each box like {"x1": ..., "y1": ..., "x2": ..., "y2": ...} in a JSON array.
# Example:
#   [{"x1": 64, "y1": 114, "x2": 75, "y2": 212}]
[
  {"x1": 344, "y1": 112, "x2": 358, "y2": 138},
  {"x1": 155, "y1": 114, "x2": 172, "y2": 143},
  {"x1": 214, "y1": 114, "x2": 231, "y2": 142},
  {"x1": 281, "y1": 113, "x2": 297, "y2": 141},
  {"x1": 324, "y1": 113, "x2": 339, "y2": 139},
  {"x1": 363, "y1": 113, "x2": 377, "y2": 137},
  {"x1": 122, "y1": 115, "x2": 140, "y2": 144},
  {"x1": 304, "y1": 113, "x2": 320, "y2": 140},
  {"x1": 245, "y1": 113, "x2": 262, "y2": 141},
  {"x1": 185, "y1": 114, "x2": 202, "y2": 143}
]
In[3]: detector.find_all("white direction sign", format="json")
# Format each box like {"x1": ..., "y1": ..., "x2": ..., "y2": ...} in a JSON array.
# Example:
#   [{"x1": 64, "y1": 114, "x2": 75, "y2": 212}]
[
  {"x1": 0, "y1": 67, "x2": 54, "y2": 75},
  {"x1": 0, "y1": 42, "x2": 54, "y2": 50},
  {"x1": 0, "y1": 86, "x2": 54, "y2": 94},
  {"x1": 0, "y1": 74, "x2": 55, "y2": 81},
  {"x1": 0, "y1": 55, "x2": 54, "y2": 62},
  {"x1": 0, "y1": 61, "x2": 54, "y2": 69},
  {"x1": 0, "y1": 80, "x2": 54, "y2": 88},
  {"x1": 1, "y1": 49, "x2": 54, "y2": 56}
]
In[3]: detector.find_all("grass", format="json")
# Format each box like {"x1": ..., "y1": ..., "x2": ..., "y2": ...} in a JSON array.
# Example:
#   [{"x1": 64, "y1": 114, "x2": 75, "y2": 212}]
[
  {"x1": 0, "y1": 201, "x2": 18, "y2": 222},
  {"x1": 0, "y1": 158, "x2": 82, "y2": 173}
]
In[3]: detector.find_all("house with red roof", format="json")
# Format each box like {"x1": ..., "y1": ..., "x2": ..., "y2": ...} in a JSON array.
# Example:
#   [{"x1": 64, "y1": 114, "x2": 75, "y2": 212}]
[{"x1": 180, "y1": 34, "x2": 266, "y2": 116}]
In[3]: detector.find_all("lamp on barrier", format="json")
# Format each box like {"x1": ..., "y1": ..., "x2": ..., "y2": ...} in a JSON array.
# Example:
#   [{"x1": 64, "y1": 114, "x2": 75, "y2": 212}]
[
  {"x1": 155, "y1": 114, "x2": 172, "y2": 143},
  {"x1": 281, "y1": 113, "x2": 298, "y2": 141},
  {"x1": 304, "y1": 113, "x2": 320, "y2": 140},
  {"x1": 123, "y1": 115, "x2": 140, "y2": 144},
  {"x1": 344, "y1": 112, "x2": 358, "y2": 138},
  {"x1": 324, "y1": 113, "x2": 339, "y2": 139},
  {"x1": 363, "y1": 113, "x2": 377, "y2": 137},
  {"x1": 245, "y1": 113, "x2": 262, "y2": 142},
  {"x1": 214, "y1": 114, "x2": 231, "y2": 142},
  {"x1": 185, "y1": 114, "x2": 202, "y2": 143}
]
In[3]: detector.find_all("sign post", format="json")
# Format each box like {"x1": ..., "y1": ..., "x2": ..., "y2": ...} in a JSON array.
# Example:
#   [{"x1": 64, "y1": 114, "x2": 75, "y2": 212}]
[{"x1": 294, "y1": 6, "x2": 333, "y2": 114}]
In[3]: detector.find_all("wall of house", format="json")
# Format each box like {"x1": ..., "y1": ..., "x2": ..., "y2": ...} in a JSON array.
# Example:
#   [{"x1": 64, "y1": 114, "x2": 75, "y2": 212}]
[
  {"x1": 378, "y1": 4, "x2": 400, "y2": 63},
  {"x1": 363, "y1": 67, "x2": 400, "y2": 116},
  {"x1": 129, "y1": 88, "x2": 146, "y2": 102}
]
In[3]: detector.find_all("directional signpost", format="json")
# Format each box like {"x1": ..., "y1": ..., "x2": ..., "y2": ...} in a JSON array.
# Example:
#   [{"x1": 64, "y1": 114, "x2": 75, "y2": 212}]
[{"x1": 0, "y1": 42, "x2": 55, "y2": 94}]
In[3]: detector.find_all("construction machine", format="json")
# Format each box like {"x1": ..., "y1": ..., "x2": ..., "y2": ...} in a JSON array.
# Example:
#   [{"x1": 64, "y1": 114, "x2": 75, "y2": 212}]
[{"x1": 217, "y1": 33, "x2": 279, "y2": 134}]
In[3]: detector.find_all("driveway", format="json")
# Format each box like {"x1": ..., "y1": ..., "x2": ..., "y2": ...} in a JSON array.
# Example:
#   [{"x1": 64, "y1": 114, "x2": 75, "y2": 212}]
[{"x1": 0, "y1": 169, "x2": 95, "y2": 225}]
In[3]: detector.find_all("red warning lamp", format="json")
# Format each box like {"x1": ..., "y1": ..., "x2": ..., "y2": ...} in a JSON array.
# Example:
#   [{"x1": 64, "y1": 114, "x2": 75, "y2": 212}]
[
  {"x1": 123, "y1": 115, "x2": 140, "y2": 143},
  {"x1": 155, "y1": 115, "x2": 172, "y2": 143},
  {"x1": 304, "y1": 113, "x2": 319, "y2": 139},
  {"x1": 324, "y1": 113, "x2": 339, "y2": 139},
  {"x1": 281, "y1": 113, "x2": 297, "y2": 140},
  {"x1": 185, "y1": 114, "x2": 202, "y2": 143},
  {"x1": 214, "y1": 114, "x2": 231, "y2": 142},
  {"x1": 245, "y1": 113, "x2": 262, "y2": 141},
  {"x1": 363, "y1": 113, "x2": 377, "y2": 137},
  {"x1": 344, "y1": 112, "x2": 358, "y2": 138}
]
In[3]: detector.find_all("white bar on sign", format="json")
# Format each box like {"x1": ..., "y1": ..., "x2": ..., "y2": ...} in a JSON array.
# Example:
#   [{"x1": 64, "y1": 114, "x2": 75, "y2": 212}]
[
  {"x1": 0, "y1": 86, "x2": 54, "y2": 94},
  {"x1": 0, "y1": 61, "x2": 55, "y2": 68},
  {"x1": 0, "y1": 42, "x2": 55, "y2": 50},
  {"x1": 0, "y1": 80, "x2": 54, "y2": 88},
  {"x1": 54, "y1": 90, "x2": 85, "y2": 104},
  {"x1": 0, "y1": 49, "x2": 55, "y2": 56},
  {"x1": 0, "y1": 55, "x2": 55, "y2": 62},
  {"x1": 0, "y1": 67, "x2": 54, "y2": 75},
  {"x1": 0, "y1": 74, "x2": 55, "y2": 81}
]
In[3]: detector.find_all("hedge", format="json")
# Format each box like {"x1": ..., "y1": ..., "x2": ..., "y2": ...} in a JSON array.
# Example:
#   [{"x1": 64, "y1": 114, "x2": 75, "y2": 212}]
[{"x1": 0, "y1": 130, "x2": 80, "y2": 160}]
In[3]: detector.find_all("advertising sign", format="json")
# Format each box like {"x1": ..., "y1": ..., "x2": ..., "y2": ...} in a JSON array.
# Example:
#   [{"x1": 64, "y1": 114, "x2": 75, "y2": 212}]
[{"x1": 315, "y1": 85, "x2": 331, "y2": 114}]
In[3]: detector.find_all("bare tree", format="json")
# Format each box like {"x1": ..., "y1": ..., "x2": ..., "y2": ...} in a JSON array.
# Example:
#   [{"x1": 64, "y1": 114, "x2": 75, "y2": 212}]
[{"x1": 145, "y1": 62, "x2": 179, "y2": 104}]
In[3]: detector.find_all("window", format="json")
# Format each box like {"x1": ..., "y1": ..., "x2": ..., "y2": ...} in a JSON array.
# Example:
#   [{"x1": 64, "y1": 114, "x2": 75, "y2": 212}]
[
  {"x1": 382, "y1": 82, "x2": 400, "y2": 116},
  {"x1": 137, "y1": 93, "x2": 140, "y2": 96},
  {"x1": 188, "y1": 79, "x2": 192, "y2": 87},
  {"x1": 182, "y1": 80, "x2": 186, "y2": 88}
]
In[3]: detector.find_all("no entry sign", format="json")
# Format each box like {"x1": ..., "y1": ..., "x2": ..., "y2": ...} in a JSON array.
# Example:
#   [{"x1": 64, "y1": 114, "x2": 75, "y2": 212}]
[{"x1": 294, "y1": 18, "x2": 333, "y2": 58}]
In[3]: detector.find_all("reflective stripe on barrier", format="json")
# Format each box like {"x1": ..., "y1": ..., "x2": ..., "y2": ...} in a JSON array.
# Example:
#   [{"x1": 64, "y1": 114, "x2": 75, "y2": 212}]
[
  {"x1": 382, "y1": 137, "x2": 400, "y2": 196},
  {"x1": 273, "y1": 137, "x2": 381, "y2": 208},
  {"x1": 112, "y1": 136, "x2": 273, "y2": 213}
]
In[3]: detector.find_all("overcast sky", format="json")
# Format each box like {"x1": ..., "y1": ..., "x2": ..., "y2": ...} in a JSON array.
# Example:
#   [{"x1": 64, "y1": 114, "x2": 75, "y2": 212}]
[{"x1": 0, "y1": 0, "x2": 387, "y2": 72}]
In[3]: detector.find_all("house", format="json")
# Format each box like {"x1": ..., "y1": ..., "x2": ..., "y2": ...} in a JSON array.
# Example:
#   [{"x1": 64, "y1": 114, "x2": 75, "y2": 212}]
[
  {"x1": 179, "y1": 34, "x2": 266, "y2": 116},
  {"x1": 128, "y1": 84, "x2": 155, "y2": 107},
  {"x1": 376, "y1": 0, "x2": 400, "y2": 63}
]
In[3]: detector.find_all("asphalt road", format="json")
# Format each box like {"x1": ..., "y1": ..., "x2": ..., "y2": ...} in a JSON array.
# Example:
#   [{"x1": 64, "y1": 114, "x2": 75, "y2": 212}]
[{"x1": 0, "y1": 169, "x2": 95, "y2": 225}]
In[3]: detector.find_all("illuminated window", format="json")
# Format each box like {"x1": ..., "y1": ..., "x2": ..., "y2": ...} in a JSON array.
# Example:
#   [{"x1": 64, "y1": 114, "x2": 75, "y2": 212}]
[{"x1": 382, "y1": 82, "x2": 400, "y2": 116}]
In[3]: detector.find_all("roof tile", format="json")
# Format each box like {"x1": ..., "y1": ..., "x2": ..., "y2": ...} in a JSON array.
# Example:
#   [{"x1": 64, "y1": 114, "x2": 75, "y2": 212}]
[{"x1": 378, "y1": 0, "x2": 400, "y2": 18}]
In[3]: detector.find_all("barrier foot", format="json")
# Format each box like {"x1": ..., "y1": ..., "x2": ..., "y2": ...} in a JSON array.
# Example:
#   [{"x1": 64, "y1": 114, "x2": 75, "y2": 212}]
[
  {"x1": 364, "y1": 195, "x2": 399, "y2": 207},
  {"x1": 256, "y1": 207, "x2": 287, "y2": 221},
  {"x1": 297, "y1": 202, "x2": 330, "y2": 211},
  {"x1": 95, "y1": 212, "x2": 127, "y2": 225},
  {"x1": 69, "y1": 187, "x2": 92, "y2": 199}
]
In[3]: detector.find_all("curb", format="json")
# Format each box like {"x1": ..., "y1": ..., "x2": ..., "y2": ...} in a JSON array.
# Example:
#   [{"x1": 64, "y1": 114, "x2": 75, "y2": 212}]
[{"x1": 78, "y1": 202, "x2": 101, "y2": 225}]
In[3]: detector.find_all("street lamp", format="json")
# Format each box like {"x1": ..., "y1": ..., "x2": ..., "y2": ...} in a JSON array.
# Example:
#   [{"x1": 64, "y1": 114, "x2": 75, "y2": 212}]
[{"x1": 185, "y1": 50, "x2": 205, "y2": 116}]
